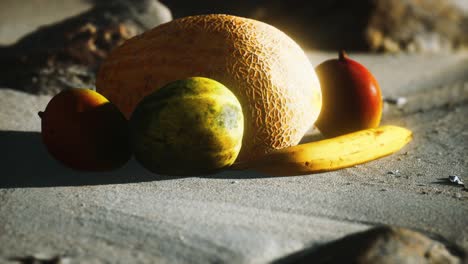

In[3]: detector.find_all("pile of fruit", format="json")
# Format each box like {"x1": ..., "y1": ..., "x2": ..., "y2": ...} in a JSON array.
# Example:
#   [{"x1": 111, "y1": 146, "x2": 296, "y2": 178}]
[{"x1": 39, "y1": 14, "x2": 412, "y2": 176}]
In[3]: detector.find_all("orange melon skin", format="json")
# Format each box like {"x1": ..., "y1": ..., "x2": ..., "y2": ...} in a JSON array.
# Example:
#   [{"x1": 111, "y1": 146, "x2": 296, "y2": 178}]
[{"x1": 96, "y1": 14, "x2": 321, "y2": 162}]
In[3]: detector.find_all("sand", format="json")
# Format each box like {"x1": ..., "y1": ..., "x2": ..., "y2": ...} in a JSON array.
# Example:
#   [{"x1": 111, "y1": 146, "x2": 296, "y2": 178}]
[
  {"x1": 1, "y1": 51, "x2": 467, "y2": 263},
  {"x1": 1, "y1": 1, "x2": 467, "y2": 262}
]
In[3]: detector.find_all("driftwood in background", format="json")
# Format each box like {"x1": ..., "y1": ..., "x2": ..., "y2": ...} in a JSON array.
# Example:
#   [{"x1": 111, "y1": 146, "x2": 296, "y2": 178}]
[{"x1": 0, "y1": 0, "x2": 171, "y2": 94}]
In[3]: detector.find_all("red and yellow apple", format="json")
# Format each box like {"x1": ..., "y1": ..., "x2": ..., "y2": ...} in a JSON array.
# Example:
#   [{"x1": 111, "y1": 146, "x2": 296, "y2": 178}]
[{"x1": 315, "y1": 51, "x2": 382, "y2": 137}]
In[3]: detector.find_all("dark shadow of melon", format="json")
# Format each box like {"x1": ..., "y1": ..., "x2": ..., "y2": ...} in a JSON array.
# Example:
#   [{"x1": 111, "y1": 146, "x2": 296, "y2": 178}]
[
  {"x1": 0, "y1": 130, "x2": 164, "y2": 188},
  {"x1": 0, "y1": 130, "x2": 277, "y2": 188}
]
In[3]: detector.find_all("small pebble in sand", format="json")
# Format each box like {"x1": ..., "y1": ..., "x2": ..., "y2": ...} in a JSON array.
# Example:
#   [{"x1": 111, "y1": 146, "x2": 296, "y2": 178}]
[
  {"x1": 10, "y1": 253, "x2": 70, "y2": 264},
  {"x1": 448, "y1": 175, "x2": 463, "y2": 185},
  {"x1": 384, "y1": 96, "x2": 407, "y2": 107},
  {"x1": 454, "y1": 193, "x2": 462, "y2": 199},
  {"x1": 387, "y1": 170, "x2": 400, "y2": 175}
]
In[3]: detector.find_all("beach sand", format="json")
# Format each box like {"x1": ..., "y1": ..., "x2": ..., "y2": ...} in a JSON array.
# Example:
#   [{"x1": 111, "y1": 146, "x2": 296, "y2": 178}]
[
  {"x1": 1, "y1": 51, "x2": 467, "y2": 263},
  {"x1": 0, "y1": 1, "x2": 467, "y2": 262}
]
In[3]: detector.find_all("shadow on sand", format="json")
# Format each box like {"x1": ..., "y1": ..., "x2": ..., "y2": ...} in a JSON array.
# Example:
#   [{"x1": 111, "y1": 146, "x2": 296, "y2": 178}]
[
  {"x1": 431, "y1": 177, "x2": 465, "y2": 187},
  {"x1": 0, "y1": 130, "x2": 274, "y2": 188},
  {"x1": 0, "y1": 130, "x2": 176, "y2": 188}
]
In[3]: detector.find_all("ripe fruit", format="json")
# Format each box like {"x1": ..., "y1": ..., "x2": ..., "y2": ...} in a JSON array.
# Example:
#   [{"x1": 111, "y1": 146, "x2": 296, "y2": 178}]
[
  {"x1": 96, "y1": 14, "x2": 321, "y2": 162},
  {"x1": 39, "y1": 88, "x2": 131, "y2": 171},
  {"x1": 315, "y1": 50, "x2": 382, "y2": 137},
  {"x1": 129, "y1": 77, "x2": 244, "y2": 176},
  {"x1": 234, "y1": 125, "x2": 412, "y2": 176}
]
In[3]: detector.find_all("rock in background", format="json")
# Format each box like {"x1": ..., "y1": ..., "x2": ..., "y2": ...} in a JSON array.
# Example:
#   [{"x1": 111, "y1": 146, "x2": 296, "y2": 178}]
[
  {"x1": 274, "y1": 226, "x2": 465, "y2": 264},
  {"x1": 163, "y1": 0, "x2": 468, "y2": 53},
  {"x1": 1, "y1": 0, "x2": 467, "y2": 94},
  {"x1": 366, "y1": 0, "x2": 468, "y2": 53},
  {"x1": 0, "y1": 0, "x2": 171, "y2": 94}
]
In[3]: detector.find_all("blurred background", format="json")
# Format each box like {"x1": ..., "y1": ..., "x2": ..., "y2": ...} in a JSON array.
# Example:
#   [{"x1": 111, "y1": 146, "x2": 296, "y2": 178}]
[
  {"x1": 0, "y1": 0, "x2": 467, "y2": 93},
  {"x1": 162, "y1": 0, "x2": 468, "y2": 52},
  {"x1": 1, "y1": 0, "x2": 467, "y2": 50}
]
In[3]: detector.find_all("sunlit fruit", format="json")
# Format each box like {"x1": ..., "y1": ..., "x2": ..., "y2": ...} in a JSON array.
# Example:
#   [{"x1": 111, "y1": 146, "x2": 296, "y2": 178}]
[
  {"x1": 97, "y1": 14, "x2": 321, "y2": 162},
  {"x1": 315, "y1": 50, "x2": 382, "y2": 137},
  {"x1": 129, "y1": 77, "x2": 244, "y2": 176},
  {"x1": 39, "y1": 88, "x2": 131, "y2": 171}
]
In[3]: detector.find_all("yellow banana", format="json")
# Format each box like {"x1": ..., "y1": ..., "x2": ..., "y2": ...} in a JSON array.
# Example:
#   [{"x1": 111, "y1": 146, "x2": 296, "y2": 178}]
[{"x1": 234, "y1": 125, "x2": 412, "y2": 176}]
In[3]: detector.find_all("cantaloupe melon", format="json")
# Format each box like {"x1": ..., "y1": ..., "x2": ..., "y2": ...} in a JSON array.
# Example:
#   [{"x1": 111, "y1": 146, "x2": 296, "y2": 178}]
[{"x1": 96, "y1": 14, "x2": 321, "y2": 162}]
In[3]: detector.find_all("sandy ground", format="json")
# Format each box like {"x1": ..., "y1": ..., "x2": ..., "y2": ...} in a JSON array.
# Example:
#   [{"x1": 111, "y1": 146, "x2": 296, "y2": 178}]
[
  {"x1": 0, "y1": 1, "x2": 467, "y2": 262},
  {"x1": 1, "y1": 51, "x2": 467, "y2": 263}
]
